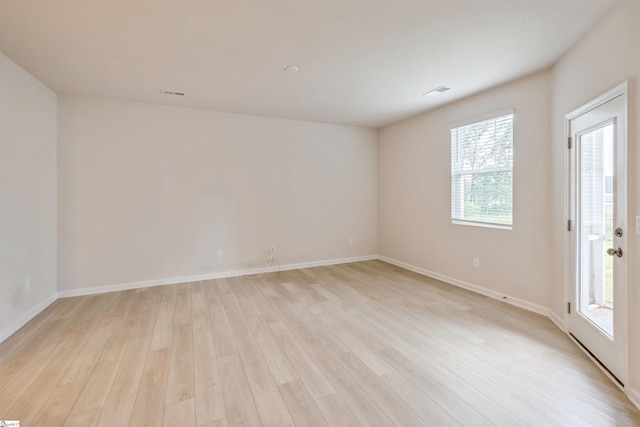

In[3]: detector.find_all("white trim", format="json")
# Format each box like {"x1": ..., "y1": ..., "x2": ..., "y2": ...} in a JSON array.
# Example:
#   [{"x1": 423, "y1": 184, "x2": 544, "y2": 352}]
[
  {"x1": 6, "y1": 254, "x2": 638, "y2": 407},
  {"x1": 1, "y1": 255, "x2": 377, "y2": 344},
  {"x1": 4, "y1": 254, "x2": 638, "y2": 406},
  {"x1": 562, "y1": 99, "x2": 572, "y2": 356},
  {"x1": 452, "y1": 219, "x2": 512, "y2": 230},
  {"x1": 448, "y1": 108, "x2": 515, "y2": 130},
  {"x1": 548, "y1": 310, "x2": 567, "y2": 332},
  {"x1": 57, "y1": 255, "x2": 378, "y2": 298},
  {"x1": 0, "y1": 293, "x2": 57, "y2": 344},
  {"x1": 566, "y1": 81, "x2": 628, "y2": 120},
  {"x1": 3, "y1": 253, "x2": 639, "y2": 414},
  {"x1": 627, "y1": 387, "x2": 640, "y2": 411},
  {"x1": 565, "y1": 81, "x2": 629, "y2": 385},
  {"x1": 377, "y1": 255, "x2": 549, "y2": 316},
  {"x1": 377, "y1": 254, "x2": 640, "y2": 403}
]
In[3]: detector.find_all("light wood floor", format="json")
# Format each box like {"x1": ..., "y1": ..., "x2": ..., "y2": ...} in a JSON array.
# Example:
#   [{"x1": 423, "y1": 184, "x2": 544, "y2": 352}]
[{"x1": 1, "y1": 261, "x2": 639, "y2": 426}]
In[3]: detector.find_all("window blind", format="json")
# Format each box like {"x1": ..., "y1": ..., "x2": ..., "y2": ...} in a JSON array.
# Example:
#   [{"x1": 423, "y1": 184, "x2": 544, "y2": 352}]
[{"x1": 451, "y1": 112, "x2": 513, "y2": 227}]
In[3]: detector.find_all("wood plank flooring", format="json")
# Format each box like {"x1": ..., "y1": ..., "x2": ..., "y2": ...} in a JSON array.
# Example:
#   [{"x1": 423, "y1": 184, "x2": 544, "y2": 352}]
[{"x1": 1, "y1": 260, "x2": 639, "y2": 426}]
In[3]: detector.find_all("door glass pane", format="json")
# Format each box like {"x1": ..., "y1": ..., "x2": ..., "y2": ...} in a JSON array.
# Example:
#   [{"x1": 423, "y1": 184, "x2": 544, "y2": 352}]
[{"x1": 578, "y1": 123, "x2": 614, "y2": 338}]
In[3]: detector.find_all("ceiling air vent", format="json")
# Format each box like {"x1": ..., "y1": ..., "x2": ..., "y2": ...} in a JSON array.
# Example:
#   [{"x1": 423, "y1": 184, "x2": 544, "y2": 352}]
[
  {"x1": 160, "y1": 90, "x2": 185, "y2": 96},
  {"x1": 422, "y1": 86, "x2": 450, "y2": 97}
]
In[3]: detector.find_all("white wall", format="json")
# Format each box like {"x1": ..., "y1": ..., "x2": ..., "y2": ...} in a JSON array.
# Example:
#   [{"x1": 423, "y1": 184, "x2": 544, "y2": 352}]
[
  {"x1": 57, "y1": 96, "x2": 377, "y2": 293},
  {"x1": 378, "y1": 0, "x2": 640, "y2": 404},
  {"x1": 0, "y1": 53, "x2": 57, "y2": 341},
  {"x1": 378, "y1": 71, "x2": 552, "y2": 310},
  {"x1": 551, "y1": 0, "x2": 640, "y2": 403},
  {"x1": 4, "y1": 4, "x2": 639, "y2": 403}
]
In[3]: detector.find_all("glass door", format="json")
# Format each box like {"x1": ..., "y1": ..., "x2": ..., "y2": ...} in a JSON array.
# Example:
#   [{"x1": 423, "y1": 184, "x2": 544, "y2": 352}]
[
  {"x1": 577, "y1": 123, "x2": 615, "y2": 337},
  {"x1": 569, "y1": 89, "x2": 627, "y2": 385}
]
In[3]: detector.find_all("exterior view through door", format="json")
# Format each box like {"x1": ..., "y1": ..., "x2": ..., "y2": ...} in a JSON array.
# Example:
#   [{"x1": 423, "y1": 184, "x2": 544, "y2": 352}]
[{"x1": 567, "y1": 83, "x2": 628, "y2": 385}]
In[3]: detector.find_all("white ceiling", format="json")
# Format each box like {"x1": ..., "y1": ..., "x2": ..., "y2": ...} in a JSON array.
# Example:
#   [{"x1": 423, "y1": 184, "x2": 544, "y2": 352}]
[{"x1": 0, "y1": 1, "x2": 616, "y2": 128}]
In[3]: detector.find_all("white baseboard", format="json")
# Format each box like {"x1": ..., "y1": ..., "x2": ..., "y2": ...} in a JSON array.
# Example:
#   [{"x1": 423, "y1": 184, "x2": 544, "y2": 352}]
[
  {"x1": 377, "y1": 255, "x2": 550, "y2": 317},
  {"x1": 57, "y1": 254, "x2": 379, "y2": 298},
  {"x1": 4, "y1": 254, "x2": 639, "y2": 407},
  {"x1": 0, "y1": 293, "x2": 57, "y2": 344},
  {"x1": 627, "y1": 386, "x2": 640, "y2": 411},
  {"x1": 378, "y1": 255, "x2": 640, "y2": 405},
  {"x1": 548, "y1": 310, "x2": 567, "y2": 332},
  {"x1": 1, "y1": 254, "x2": 376, "y2": 344}
]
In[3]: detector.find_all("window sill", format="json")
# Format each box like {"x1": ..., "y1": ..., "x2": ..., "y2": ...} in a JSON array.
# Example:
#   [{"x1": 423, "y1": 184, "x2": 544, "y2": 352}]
[{"x1": 452, "y1": 220, "x2": 512, "y2": 230}]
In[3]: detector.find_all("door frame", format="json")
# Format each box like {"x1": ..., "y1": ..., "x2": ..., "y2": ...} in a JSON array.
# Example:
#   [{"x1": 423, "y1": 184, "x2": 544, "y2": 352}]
[{"x1": 564, "y1": 81, "x2": 629, "y2": 386}]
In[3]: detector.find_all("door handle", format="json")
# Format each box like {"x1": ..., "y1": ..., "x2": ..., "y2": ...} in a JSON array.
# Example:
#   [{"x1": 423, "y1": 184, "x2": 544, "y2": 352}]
[{"x1": 607, "y1": 247, "x2": 623, "y2": 257}]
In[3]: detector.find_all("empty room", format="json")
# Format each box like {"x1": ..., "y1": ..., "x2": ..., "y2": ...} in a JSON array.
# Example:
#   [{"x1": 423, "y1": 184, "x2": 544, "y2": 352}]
[{"x1": 1, "y1": 1, "x2": 640, "y2": 426}]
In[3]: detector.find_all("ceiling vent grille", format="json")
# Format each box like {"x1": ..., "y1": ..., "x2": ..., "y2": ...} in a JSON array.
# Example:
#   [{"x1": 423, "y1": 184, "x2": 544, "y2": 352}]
[
  {"x1": 161, "y1": 90, "x2": 185, "y2": 96},
  {"x1": 423, "y1": 86, "x2": 450, "y2": 97}
]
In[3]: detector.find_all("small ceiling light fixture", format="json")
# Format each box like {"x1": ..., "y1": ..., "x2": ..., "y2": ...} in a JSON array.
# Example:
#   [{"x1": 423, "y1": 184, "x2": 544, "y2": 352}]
[
  {"x1": 160, "y1": 90, "x2": 185, "y2": 96},
  {"x1": 284, "y1": 65, "x2": 299, "y2": 73},
  {"x1": 422, "y1": 85, "x2": 450, "y2": 97}
]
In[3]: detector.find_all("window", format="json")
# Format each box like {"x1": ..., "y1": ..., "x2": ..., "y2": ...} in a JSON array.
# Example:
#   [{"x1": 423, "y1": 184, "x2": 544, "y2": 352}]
[{"x1": 450, "y1": 111, "x2": 513, "y2": 228}]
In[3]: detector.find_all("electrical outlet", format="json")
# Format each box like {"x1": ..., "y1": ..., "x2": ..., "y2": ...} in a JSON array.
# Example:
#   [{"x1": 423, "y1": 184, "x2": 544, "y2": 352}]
[
  {"x1": 348, "y1": 237, "x2": 354, "y2": 246},
  {"x1": 270, "y1": 244, "x2": 276, "y2": 253},
  {"x1": 472, "y1": 257, "x2": 480, "y2": 268},
  {"x1": 217, "y1": 249, "x2": 223, "y2": 258},
  {"x1": 25, "y1": 278, "x2": 31, "y2": 291}
]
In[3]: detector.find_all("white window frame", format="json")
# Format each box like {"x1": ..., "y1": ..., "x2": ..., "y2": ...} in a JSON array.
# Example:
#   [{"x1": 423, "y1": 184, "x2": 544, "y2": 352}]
[{"x1": 450, "y1": 109, "x2": 514, "y2": 229}]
